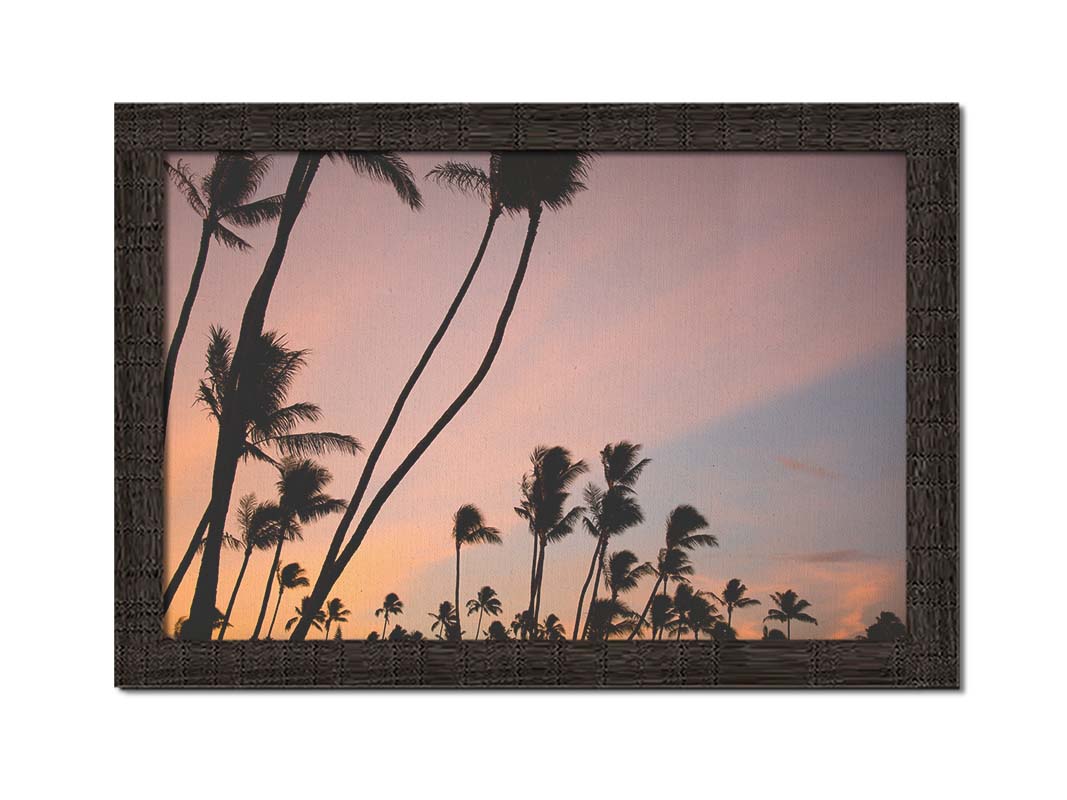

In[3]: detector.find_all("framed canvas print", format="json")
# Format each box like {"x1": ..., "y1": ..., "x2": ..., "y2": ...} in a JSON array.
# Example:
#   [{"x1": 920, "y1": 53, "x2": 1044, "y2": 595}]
[{"x1": 115, "y1": 103, "x2": 959, "y2": 688}]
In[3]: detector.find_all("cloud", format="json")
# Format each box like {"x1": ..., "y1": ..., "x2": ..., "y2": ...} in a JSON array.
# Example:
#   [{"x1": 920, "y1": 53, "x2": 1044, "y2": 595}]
[
  {"x1": 795, "y1": 549, "x2": 867, "y2": 564},
  {"x1": 776, "y1": 457, "x2": 841, "y2": 480}
]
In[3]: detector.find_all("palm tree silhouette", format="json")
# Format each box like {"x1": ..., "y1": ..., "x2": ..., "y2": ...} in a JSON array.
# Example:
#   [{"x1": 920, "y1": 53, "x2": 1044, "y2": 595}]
[
  {"x1": 285, "y1": 595, "x2": 325, "y2": 634},
  {"x1": 174, "y1": 608, "x2": 226, "y2": 639},
  {"x1": 511, "y1": 611, "x2": 532, "y2": 638},
  {"x1": 264, "y1": 562, "x2": 310, "y2": 641},
  {"x1": 764, "y1": 590, "x2": 818, "y2": 639},
  {"x1": 429, "y1": 601, "x2": 459, "y2": 640},
  {"x1": 711, "y1": 578, "x2": 762, "y2": 632},
  {"x1": 605, "y1": 550, "x2": 656, "y2": 603},
  {"x1": 515, "y1": 446, "x2": 588, "y2": 639},
  {"x1": 162, "y1": 154, "x2": 284, "y2": 440},
  {"x1": 629, "y1": 505, "x2": 717, "y2": 639},
  {"x1": 217, "y1": 494, "x2": 280, "y2": 640},
  {"x1": 323, "y1": 598, "x2": 350, "y2": 641},
  {"x1": 333, "y1": 625, "x2": 343, "y2": 641},
  {"x1": 670, "y1": 584, "x2": 723, "y2": 640},
  {"x1": 584, "y1": 598, "x2": 638, "y2": 641},
  {"x1": 649, "y1": 594, "x2": 677, "y2": 641},
  {"x1": 466, "y1": 586, "x2": 503, "y2": 640},
  {"x1": 451, "y1": 504, "x2": 501, "y2": 639},
  {"x1": 538, "y1": 614, "x2": 566, "y2": 641},
  {"x1": 861, "y1": 611, "x2": 906, "y2": 641},
  {"x1": 485, "y1": 620, "x2": 510, "y2": 641},
  {"x1": 375, "y1": 592, "x2": 404, "y2": 639},
  {"x1": 288, "y1": 154, "x2": 592, "y2": 641},
  {"x1": 186, "y1": 151, "x2": 420, "y2": 641},
  {"x1": 162, "y1": 327, "x2": 359, "y2": 613},
  {"x1": 249, "y1": 458, "x2": 346, "y2": 640},
  {"x1": 574, "y1": 442, "x2": 649, "y2": 640}
]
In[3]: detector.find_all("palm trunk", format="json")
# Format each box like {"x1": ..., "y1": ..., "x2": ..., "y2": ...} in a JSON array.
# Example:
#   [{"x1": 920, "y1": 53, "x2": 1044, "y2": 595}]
[
  {"x1": 251, "y1": 537, "x2": 284, "y2": 639},
  {"x1": 628, "y1": 575, "x2": 663, "y2": 641},
  {"x1": 454, "y1": 545, "x2": 462, "y2": 640},
  {"x1": 382, "y1": 614, "x2": 388, "y2": 639},
  {"x1": 266, "y1": 584, "x2": 285, "y2": 640},
  {"x1": 324, "y1": 620, "x2": 332, "y2": 641},
  {"x1": 727, "y1": 607, "x2": 733, "y2": 629},
  {"x1": 218, "y1": 545, "x2": 253, "y2": 641},
  {"x1": 289, "y1": 206, "x2": 544, "y2": 641},
  {"x1": 572, "y1": 539, "x2": 600, "y2": 640},
  {"x1": 583, "y1": 538, "x2": 607, "y2": 639},
  {"x1": 524, "y1": 531, "x2": 539, "y2": 640},
  {"x1": 185, "y1": 154, "x2": 321, "y2": 640},
  {"x1": 317, "y1": 207, "x2": 502, "y2": 578},
  {"x1": 532, "y1": 539, "x2": 547, "y2": 632},
  {"x1": 162, "y1": 505, "x2": 209, "y2": 613},
  {"x1": 162, "y1": 218, "x2": 213, "y2": 442},
  {"x1": 476, "y1": 607, "x2": 484, "y2": 640},
  {"x1": 787, "y1": 619, "x2": 791, "y2": 640}
]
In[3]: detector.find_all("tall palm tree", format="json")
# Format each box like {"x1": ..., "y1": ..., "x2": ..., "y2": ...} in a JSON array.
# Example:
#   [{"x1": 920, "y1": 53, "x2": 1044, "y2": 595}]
[
  {"x1": 862, "y1": 611, "x2": 907, "y2": 641},
  {"x1": 764, "y1": 590, "x2": 818, "y2": 639},
  {"x1": 323, "y1": 598, "x2": 350, "y2": 641},
  {"x1": 515, "y1": 446, "x2": 588, "y2": 639},
  {"x1": 711, "y1": 578, "x2": 762, "y2": 631},
  {"x1": 163, "y1": 327, "x2": 360, "y2": 613},
  {"x1": 375, "y1": 593, "x2": 404, "y2": 639},
  {"x1": 538, "y1": 614, "x2": 566, "y2": 642},
  {"x1": 429, "y1": 601, "x2": 459, "y2": 640},
  {"x1": 265, "y1": 562, "x2": 310, "y2": 641},
  {"x1": 285, "y1": 596, "x2": 325, "y2": 634},
  {"x1": 217, "y1": 494, "x2": 280, "y2": 640},
  {"x1": 466, "y1": 586, "x2": 503, "y2": 640},
  {"x1": 629, "y1": 505, "x2": 717, "y2": 640},
  {"x1": 289, "y1": 153, "x2": 592, "y2": 641},
  {"x1": 451, "y1": 504, "x2": 501, "y2": 638},
  {"x1": 186, "y1": 152, "x2": 420, "y2": 640},
  {"x1": 162, "y1": 153, "x2": 285, "y2": 439},
  {"x1": 574, "y1": 442, "x2": 649, "y2": 640},
  {"x1": 250, "y1": 459, "x2": 346, "y2": 640}
]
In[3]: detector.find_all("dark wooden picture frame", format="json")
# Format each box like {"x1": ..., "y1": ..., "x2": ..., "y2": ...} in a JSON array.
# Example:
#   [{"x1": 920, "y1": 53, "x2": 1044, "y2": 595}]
[{"x1": 115, "y1": 103, "x2": 959, "y2": 688}]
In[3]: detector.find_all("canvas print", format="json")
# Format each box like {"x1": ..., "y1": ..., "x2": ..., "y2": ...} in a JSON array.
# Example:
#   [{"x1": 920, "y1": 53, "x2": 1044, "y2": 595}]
[{"x1": 162, "y1": 151, "x2": 906, "y2": 645}]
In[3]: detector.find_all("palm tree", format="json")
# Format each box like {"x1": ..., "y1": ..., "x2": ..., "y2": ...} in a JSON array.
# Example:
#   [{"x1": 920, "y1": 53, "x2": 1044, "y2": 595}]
[
  {"x1": 764, "y1": 590, "x2": 818, "y2": 639},
  {"x1": 288, "y1": 153, "x2": 592, "y2": 641},
  {"x1": 605, "y1": 550, "x2": 656, "y2": 602},
  {"x1": 515, "y1": 446, "x2": 588, "y2": 639},
  {"x1": 711, "y1": 578, "x2": 762, "y2": 631},
  {"x1": 862, "y1": 611, "x2": 907, "y2": 641},
  {"x1": 429, "y1": 601, "x2": 459, "y2": 640},
  {"x1": 264, "y1": 562, "x2": 310, "y2": 641},
  {"x1": 333, "y1": 626, "x2": 343, "y2": 641},
  {"x1": 162, "y1": 327, "x2": 360, "y2": 613},
  {"x1": 186, "y1": 152, "x2": 420, "y2": 641},
  {"x1": 485, "y1": 620, "x2": 510, "y2": 641},
  {"x1": 629, "y1": 505, "x2": 717, "y2": 640},
  {"x1": 285, "y1": 596, "x2": 325, "y2": 634},
  {"x1": 538, "y1": 614, "x2": 566, "y2": 642},
  {"x1": 162, "y1": 153, "x2": 285, "y2": 439},
  {"x1": 173, "y1": 608, "x2": 226, "y2": 639},
  {"x1": 649, "y1": 594, "x2": 677, "y2": 641},
  {"x1": 584, "y1": 598, "x2": 638, "y2": 641},
  {"x1": 323, "y1": 598, "x2": 350, "y2": 641},
  {"x1": 217, "y1": 494, "x2": 280, "y2": 640},
  {"x1": 375, "y1": 593, "x2": 404, "y2": 639},
  {"x1": 466, "y1": 586, "x2": 503, "y2": 640},
  {"x1": 251, "y1": 459, "x2": 346, "y2": 639},
  {"x1": 511, "y1": 611, "x2": 532, "y2": 638},
  {"x1": 574, "y1": 442, "x2": 649, "y2": 640},
  {"x1": 451, "y1": 505, "x2": 501, "y2": 638},
  {"x1": 762, "y1": 625, "x2": 787, "y2": 641},
  {"x1": 670, "y1": 584, "x2": 723, "y2": 640}
]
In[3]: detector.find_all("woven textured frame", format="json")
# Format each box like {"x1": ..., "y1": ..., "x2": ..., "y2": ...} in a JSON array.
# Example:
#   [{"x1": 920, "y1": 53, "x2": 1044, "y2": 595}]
[{"x1": 115, "y1": 103, "x2": 959, "y2": 688}]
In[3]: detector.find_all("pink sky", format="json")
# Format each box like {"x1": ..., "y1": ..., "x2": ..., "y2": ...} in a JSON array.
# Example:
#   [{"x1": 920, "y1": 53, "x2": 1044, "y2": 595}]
[{"x1": 163, "y1": 152, "x2": 905, "y2": 640}]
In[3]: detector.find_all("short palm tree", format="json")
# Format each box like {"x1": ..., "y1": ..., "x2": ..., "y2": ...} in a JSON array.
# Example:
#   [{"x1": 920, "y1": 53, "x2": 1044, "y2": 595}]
[
  {"x1": 186, "y1": 151, "x2": 420, "y2": 641},
  {"x1": 174, "y1": 608, "x2": 226, "y2": 639},
  {"x1": 538, "y1": 614, "x2": 566, "y2": 642},
  {"x1": 162, "y1": 153, "x2": 285, "y2": 438},
  {"x1": 764, "y1": 590, "x2": 818, "y2": 639},
  {"x1": 375, "y1": 592, "x2": 404, "y2": 639},
  {"x1": 452, "y1": 504, "x2": 501, "y2": 638},
  {"x1": 605, "y1": 550, "x2": 656, "y2": 602},
  {"x1": 630, "y1": 505, "x2": 717, "y2": 640},
  {"x1": 711, "y1": 578, "x2": 762, "y2": 631},
  {"x1": 584, "y1": 598, "x2": 638, "y2": 641},
  {"x1": 515, "y1": 446, "x2": 588, "y2": 638},
  {"x1": 286, "y1": 154, "x2": 593, "y2": 642},
  {"x1": 285, "y1": 596, "x2": 325, "y2": 634},
  {"x1": 649, "y1": 594, "x2": 677, "y2": 641},
  {"x1": 252, "y1": 459, "x2": 346, "y2": 639},
  {"x1": 323, "y1": 598, "x2": 350, "y2": 641},
  {"x1": 429, "y1": 601, "x2": 459, "y2": 640},
  {"x1": 511, "y1": 611, "x2": 532, "y2": 638},
  {"x1": 264, "y1": 562, "x2": 310, "y2": 641},
  {"x1": 485, "y1": 620, "x2": 510, "y2": 641},
  {"x1": 466, "y1": 586, "x2": 503, "y2": 640},
  {"x1": 163, "y1": 327, "x2": 359, "y2": 614},
  {"x1": 862, "y1": 611, "x2": 907, "y2": 641},
  {"x1": 218, "y1": 494, "x2": 280, "y2": 640},
  {"x1": 671, "y1": 584, "x2": 723, "y2": 640}
]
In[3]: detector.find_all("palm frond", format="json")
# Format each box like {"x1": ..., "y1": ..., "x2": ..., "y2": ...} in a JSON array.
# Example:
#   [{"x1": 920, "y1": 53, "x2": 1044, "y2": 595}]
[
  {"x1": 329, "y1": 152, "x2": 423, "y2": 210},
  {"x1": 223, "y1": 194, "x2": 286, "y2": 227},
  {"x1": 270, "y1": 431, "x2": 362, "y2": 458},
  {"x1": 164, "y1": 159, "x2": 207, "y2": 217},
  {"x1": 426, "y1": 161, "x2": 491, "y2": 202},
  {"x1": 212, "y1": 222, "x2": 252, "y2": 252}
]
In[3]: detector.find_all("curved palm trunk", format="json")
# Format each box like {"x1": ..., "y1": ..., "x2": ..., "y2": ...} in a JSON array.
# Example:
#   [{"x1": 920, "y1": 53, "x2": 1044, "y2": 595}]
[
  {"x1": 572, "y1": 540, "x2": 600, "y2": 640},
  {"x1": 524, "y1": 532, "x2": 539, "y2": 640},
  {"x1": 251, "y1": 537, "x2": 284, "y2": 639},
  {"x1": 186, "y1": 154, "x2": 321, "y2": 640},
  {"x1": 218, "y1": 545, "x2": 253, "y2": 641},
  {"x1": 266, "y1": 584, "x2": 285, "y2": 640},
  {"x1": 318, "y1": 208, "x2": 502, "y2": 578},
  {"x1": 324, "y1": 620, "x2": 332, "y2": 641},
  {"x1": 290, "y1": 205, "x2": 545, "y2": 641},
  {"x1": 162, "y1": 218, "x2": 213, "y2": 442},
  {"x1": 162, "y1": 505, "x2": 210, "y2": 613},
  {"x1": 381, "y1": 613, "x2": 389, "y2": 639},
  {"x1": 454, "y1": 545, "x2": 462, "y2": 640},
  {"x1": 584, "y1": 539, "x2": 607, "y2": 638},
  {"x1": 532, "y1": 539, "x2": 547, "y2": 631},
  {"x1": 628, "y1": 575, "x2": 663, "y2": 641},
  {"x1": 475, "y1": 607, "x2": 485, "y2": 640}
]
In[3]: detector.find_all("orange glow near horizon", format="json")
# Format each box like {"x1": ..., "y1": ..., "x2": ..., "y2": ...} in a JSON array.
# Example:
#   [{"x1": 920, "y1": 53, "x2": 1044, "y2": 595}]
[{"x1": 163, "y1": 152, "x2": 906, "y2": 641}]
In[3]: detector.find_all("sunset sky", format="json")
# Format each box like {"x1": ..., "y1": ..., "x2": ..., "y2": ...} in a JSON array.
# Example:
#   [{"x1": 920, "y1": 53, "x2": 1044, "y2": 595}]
[{"x1": 164, "y1": 151, "x2": 905, "y2": 641}]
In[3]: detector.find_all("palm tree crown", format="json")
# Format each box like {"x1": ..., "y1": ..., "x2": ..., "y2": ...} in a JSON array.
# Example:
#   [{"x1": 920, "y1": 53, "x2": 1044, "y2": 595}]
[
  {"x1": 862, "y1": 611, "x2": 907, "y2": 641},
  {"x1": 466, "y1": 586, "x2": 503, "y2": 640},
  {"x1": 712, "y1": 578, "x2": 762, "y2": 630},
  {"x1": 764, "y1": 590, "x2": 818, "y2": 639},
  {"x1": 375, "y1": 592, "x2": 404, "y2": 639},
  {"x1": 324, "y1": 597, "x2": 350, "y2": 640}
]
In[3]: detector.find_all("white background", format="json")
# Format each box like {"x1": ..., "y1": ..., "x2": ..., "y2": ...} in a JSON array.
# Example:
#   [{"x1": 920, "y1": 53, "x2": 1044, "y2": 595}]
[{"x1": 2, "y1": 1, "x2": 1063, "y2": 797}]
